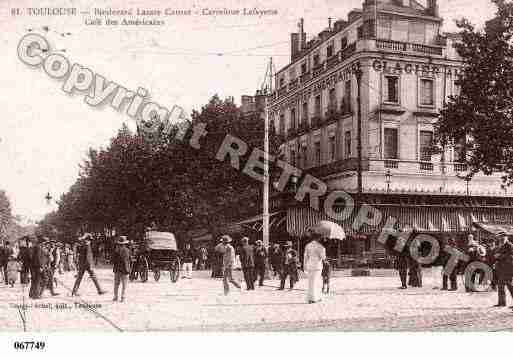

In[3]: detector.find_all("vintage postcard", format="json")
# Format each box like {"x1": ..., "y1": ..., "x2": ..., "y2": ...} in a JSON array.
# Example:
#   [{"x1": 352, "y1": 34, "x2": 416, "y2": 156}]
[{"x1": 1, "y1": 0, "x2": 512, "y2": 355}]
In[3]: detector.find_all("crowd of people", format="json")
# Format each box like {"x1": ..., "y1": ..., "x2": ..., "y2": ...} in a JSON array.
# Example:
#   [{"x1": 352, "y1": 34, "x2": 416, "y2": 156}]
[{"x1": 393, "y1": 231, "x2": 513, "y2": 310}]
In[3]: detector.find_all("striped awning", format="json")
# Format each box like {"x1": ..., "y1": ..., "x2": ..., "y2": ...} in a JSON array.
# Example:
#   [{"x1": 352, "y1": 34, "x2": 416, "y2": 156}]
[{"x1": 287, "y1": 205, "x2": 513, "y2": 237}]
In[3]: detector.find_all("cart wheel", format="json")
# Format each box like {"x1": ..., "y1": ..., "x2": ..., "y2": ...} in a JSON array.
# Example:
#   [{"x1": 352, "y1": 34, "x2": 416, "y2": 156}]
[
  {"x1": 140, "y1": 257, "x2": 149, "y2": 283},
  {"x1": 154, "y1": 268, "x2": 161, "y2": 282}
]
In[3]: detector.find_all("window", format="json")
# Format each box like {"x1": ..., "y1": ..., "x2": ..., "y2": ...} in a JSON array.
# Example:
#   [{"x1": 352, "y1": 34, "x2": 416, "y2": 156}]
[
  {"x1": 279, "y1": 114, "x2": 285, "y2": 135},
  {"x1": 291, "y1": 150, "x2": 296, "y2": 167},
  {"x1": 289, "y1": 67, "x2": 296, "y2": 81},
  {"x1": 327, "y1": 41, "x2": 334, "y2": 58},
  {"x1": 313, "y1": 53, "x2": 320, "y2": 67},
  {"x1": 345, "y1": 131, "x2": 352, "y2": 158},
  {"x1": 314, "y1": 95, "x2": 321, "y2": 117},
  {"x1": 379, "y1": 17, "x2": 392, "y2": 40},
  {"x1": 302, "y1": 102, "x2": 308, "y2": 123},
  {"x1": 341, "y1": 37, "x2": 348, "y2": 49},
  {"x1": 329, "y1": 136, "x2": 336, "y2": 161},
  {"x1": 384, "y1": 128, "x2": 398, "y2": 159},
  {"x1": 420, "y1": 79, "x2": 434, "y2": 106},
  {"x1": 328, "y1": 88, "x2": 337, "y2": 112},
  {"x1": 385, "y1": 76, "x2": 399, "y2": 103},
  {"x1": 301, "y1": 145, "x2": 308, "y2": 168},
  {"x1": 279, "y1": 77, "x2": 285, "y2": 88},
  {"x1": 420, "y1": 131, "x2": 433, "y2": 162},
  {"x1": 314, "y1": 141, "x2": 321, "y2": 166},
  {"x1": 290, "y1": 108, "x2": 296, "y2": 129},
  {"x1": 301, "y1": 62, "x2": 307, "y2": 74},
  {"x1": 357, "y1": 26, "x2": 364, "y2": 39},
  {"x1": 342, "y1": 80, "x2": 352, "y2": 113}
]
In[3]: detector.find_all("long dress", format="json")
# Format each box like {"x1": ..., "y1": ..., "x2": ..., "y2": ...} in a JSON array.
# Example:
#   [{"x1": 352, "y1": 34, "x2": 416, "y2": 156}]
[{"x1": 304, "y1": 240, "x2": 326, "y2": 303}]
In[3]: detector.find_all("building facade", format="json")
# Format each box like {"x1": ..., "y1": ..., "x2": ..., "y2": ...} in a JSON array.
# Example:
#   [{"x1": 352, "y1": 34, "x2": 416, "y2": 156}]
[{"x1": 266, "y1": 0, "x2": 513, "y2": 259}]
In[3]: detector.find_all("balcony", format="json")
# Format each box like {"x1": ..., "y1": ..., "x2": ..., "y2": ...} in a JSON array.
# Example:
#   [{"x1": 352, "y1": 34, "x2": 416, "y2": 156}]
[
  {"x1": 454, "y1": 163, "x2": 468, "y2": 172},
  {"x1": 420, "y1": 162, "x2": 434, "y2": 171},
  {"x1": 288, "y1": 78, "x2": 299, "y2": 91},
  {"x1": 376, "y1": 39, "x2": 443, "y2": 56},
  {"x1": 306, "y1": 158, "x2": 370, "y2": 179},
  {"x1": 340, "y1": 42, "x2": 357, "y2": 61},
  {"x1": 300, "y1": 72, "x2": 311, "y2": 84},
  {"x1": 384, "y1": 160, "x2": 399, "y2": 169},
  {"x1": 277, "y1": 86, "x2": 287, "y2": 98},
  {"x1": 310, "y1": 115, "x2": 322, "y2": 129},
  {"x1": 325, "y1": 107, "x2": 339, "y2": 124},
  {"x1": 297, "y1": 120, "x2": 309, "y2": 135},
  {"x1": 326, "y1": 54, "x2": 340, "y2": 69},
  {"x1": 312, "y1": 62, "x2": 325, "y2": 77}
]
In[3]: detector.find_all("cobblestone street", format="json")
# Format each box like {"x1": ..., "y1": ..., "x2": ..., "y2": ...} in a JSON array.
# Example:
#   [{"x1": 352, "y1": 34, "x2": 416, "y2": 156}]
[{"x1": 2, "y1": 268, "x2": 513, "y2": 332}]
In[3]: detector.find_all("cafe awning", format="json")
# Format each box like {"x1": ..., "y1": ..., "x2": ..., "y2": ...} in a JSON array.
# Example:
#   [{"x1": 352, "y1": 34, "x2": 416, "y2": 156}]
[{"x1": 472, "y1": 222, "x2": 513, "y2": 236}]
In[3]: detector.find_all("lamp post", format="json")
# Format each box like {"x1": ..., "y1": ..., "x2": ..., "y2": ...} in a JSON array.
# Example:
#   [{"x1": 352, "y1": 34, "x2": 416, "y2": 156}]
[
  {"x1": 385, "y1": 169, "x2": 391, "y2": 193},
  {"x1": 353, "y1": 62, "x2": 363, "y2": 209}
]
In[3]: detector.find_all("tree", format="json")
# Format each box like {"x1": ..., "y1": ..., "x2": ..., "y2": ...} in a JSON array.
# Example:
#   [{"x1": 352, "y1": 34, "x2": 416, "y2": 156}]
[
  {"x1": 0, "y1": 190, "x2": 12, "y2": 241},
  {"x1": 436, "y1": 0, "x2": 513, "y2": 184}
]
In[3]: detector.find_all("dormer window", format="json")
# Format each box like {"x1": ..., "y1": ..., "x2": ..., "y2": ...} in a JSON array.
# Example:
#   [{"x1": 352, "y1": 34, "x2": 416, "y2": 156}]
[
  {"x1": 279, "y1": 77, "x2": 285, "y2": 88},
  {"x1": 301, "y1": 62, "x2": 307, "y2": 74},
  {"x1": 313, "y1": 52, "x2": 320, "y2": 67},
  {"x1": 341, "y1": 36, "x2": 348, "y2": 49},
  {"x1": 327, "y1": 41, "x2": 334, "y2": 58}
]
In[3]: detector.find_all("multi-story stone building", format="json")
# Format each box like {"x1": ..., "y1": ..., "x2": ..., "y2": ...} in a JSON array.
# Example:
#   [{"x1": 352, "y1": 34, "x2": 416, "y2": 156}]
[{"x1": 266, "y1": 0, "x2": 513, "y2": 258}]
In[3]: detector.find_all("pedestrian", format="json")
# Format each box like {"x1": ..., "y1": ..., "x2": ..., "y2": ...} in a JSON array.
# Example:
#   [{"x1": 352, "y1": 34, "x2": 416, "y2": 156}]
[
  {"x1": 18, "y1": 236, "x2": 31, "y2": 284},
  {"x1": 395, "y1": 249, "x2": 409, "y2": 289},
  {"x1": 211, "y1": 241, "x2": 224, "y2": 278},
  {"x1": 278, "y1": 241, "x2": 298, "y2": 290},
  {"x1": 304, "y1": 232, "x2": 326, "y2": 303},
  {"x1": 6, "y1": 254, "x2": 21, "y2": 287},
  {"x1": 238, "y1": 237, "x2": 255, "y2": 290},
  {"x1": 254, "y1": 240, "x2": 268, "y2": 287},
  {"x1": 214, "y1": 235, "x2": 241, "y2": 295},
  {"x1": 28, "y1": 236, "x2": 43, "y2": 299},
  {"x1": 1, "y1": 241, "x2": 14, "y2": 285},
  {"x1": 199, "y1": 246, "x2": 208, "y2": 270},
  {"x1": 112, "y1": 236, "x2": 131, "y2": 302},
  {"x1": 270, "y1": 244, "x2": 281, "y2": 277},
  {"x1": 181, "y1": 243, "x2": 194, "y2": 279},
  {"x1": 39, "y1": 239, "x2": 59, "y2": 297},
  {"x1": 441, "y1": 237, "x2": 458, "y2": 291},
  {"x1": 71, "y1": 233, "x2": 107, "y2": 296},
  {"x1": 492, "y1": 233, "x2": 513, "y2": 307}
]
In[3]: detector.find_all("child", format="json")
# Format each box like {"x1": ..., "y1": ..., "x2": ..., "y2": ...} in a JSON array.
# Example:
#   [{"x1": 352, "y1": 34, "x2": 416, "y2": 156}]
[
  {"x1": 6, "y1": 255, "x2": 21, "y2": 287},
  {"x1": 322, "y1": 259, "x2": 332, "y2": 294}
]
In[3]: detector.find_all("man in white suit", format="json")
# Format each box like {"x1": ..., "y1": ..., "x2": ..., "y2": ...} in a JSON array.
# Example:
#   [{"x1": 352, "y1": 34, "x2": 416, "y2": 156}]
[{"x1": 303, "y1": 232, "x2": 326, "y2": 304}]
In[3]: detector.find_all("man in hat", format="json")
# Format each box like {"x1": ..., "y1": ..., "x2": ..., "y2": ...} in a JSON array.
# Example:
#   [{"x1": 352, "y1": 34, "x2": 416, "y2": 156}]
[
  {"x1": 304, "y1": 232, "x2": 326, "y2": 303},
  {"x1": 181, "y1": 243, "x2": 195, "y2": 279},
  {"x1": 279, "y1": 241, "x2": 299, "y2": 290},
  {"x1": 269, "y1": 243, "x2": 281, "y2": 278},
  {"x1": 39, "y1": 239, "x2": 59, "y2": 297},
  {"x1": 493, "y1": 233, "x2": 513, "y2": 307},
  {"x1": 0, "y1": 240, "x2": 14, "y2": 285},
  {"x1": 215, "y1": 235, "x2": 241, "y2": 295},
  {"x1": 112, "y1": 236, "x2": 131, "y2": 302},
  {"x1": 254, "y1": 240, "x2": 268, "y2": 287},
  {"x1": 28, "y1": 236, "x2": 44, "y2": 299},
  {"x1": 71, "y1": 233, "x2": 107, "y2": 296},
  {"x1": 18, "y1": 236, "x2": 31, "y2": 285},
  {"x1": 238, "y1": 237, "x2": 255, "y2": 290}
]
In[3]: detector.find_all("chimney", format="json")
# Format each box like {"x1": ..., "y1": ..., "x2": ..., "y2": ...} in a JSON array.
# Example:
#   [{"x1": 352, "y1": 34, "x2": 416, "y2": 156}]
[
  {"x1": 298, "y1": 18, "x2": 306, "y2": 51},
  {"x1": 427, "y1": 0, "x2": 439, "y2": 17},
  {"x1": 328, "y1": 17, "x2": 332, "y2": 30},
  {"x1": 291, "y1": 33, "x2": 299, "y2": 61}
]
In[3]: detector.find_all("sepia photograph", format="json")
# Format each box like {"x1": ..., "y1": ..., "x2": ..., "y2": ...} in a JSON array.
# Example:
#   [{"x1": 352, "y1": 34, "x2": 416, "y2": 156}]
[{"x1": 1, "y1": 0, "x2": 513, "y2": 354}]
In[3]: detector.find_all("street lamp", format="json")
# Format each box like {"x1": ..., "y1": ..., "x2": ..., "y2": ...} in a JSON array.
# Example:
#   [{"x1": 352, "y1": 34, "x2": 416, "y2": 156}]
[
  {"x1": 45, "y1": 192, "x2": 53, "y2": 205},
  {"x1": 385, "y1": 169, "x2": 392, "y2": 192}
]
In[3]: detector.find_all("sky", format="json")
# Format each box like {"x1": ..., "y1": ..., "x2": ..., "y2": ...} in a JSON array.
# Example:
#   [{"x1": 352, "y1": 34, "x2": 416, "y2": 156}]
[{"x1": 0, "y1": 0, "x2": 497, "y2": 223}]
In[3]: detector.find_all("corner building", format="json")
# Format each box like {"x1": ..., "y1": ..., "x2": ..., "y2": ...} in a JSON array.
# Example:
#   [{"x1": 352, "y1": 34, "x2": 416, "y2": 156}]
[{"x1": 268, "y1": 0, "x2": 513, "y2": 260}]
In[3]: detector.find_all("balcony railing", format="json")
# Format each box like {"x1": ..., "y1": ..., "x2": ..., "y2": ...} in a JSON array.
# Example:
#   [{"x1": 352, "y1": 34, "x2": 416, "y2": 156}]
[
  {"x1": 376, "y1": 39, "x2": 443, "y2": 56},
  {"x1": 454, "y1": 163, "x2": 468, "y2": 172},
  {"x1": 384, "y1": 160, "x2": 399, "y2": 169},
  {"x1": 312, "y1": 63, "x2": 325, "y2": 77},
  {"x1": 306, "y1": 158, "x2": 370, "y2": 179},
  {"x1": 325, "y1": 108, "x2": 339, "y2": 124},
  {"x1": 340, "y1": 42, "x2": 357, "y2": 61},
  {"x1": 277, "y1": 86, "x2": 287, "y2": 98},
  {"x1": 288, "y1": 78, "x2": 299, "y2": 91},
  {"x1": 326, "y1": 54, "x2": 340, "y2": 69},
  {"x1": 420, "y1": 162, "x2": 434, "y2": 171},
  {"x1": 300, "y1": 72, "x2": 311, "y2": 84},
  {"x1": 310, "y1": 115, "x2": 322, "y2": 129}
]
